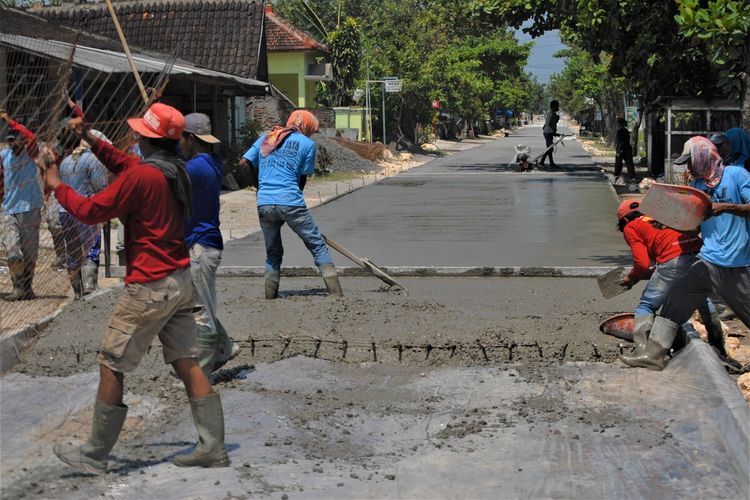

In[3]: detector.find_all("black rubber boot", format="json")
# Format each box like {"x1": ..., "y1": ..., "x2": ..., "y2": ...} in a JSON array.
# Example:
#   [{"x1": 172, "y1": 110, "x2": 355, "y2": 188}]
[
  {"x1": 174, "y1": 393, "x2": 230, "y2": 468},
  {"x1": 319, "y1": 263, "x2": 343, "y2": 297},
  {"x1": 264, "y1": 270, "x2": 280, "y2": 300},
  {"x1": 53, "y1": 401, "x2": 128, "y2": 475},
  {"x1": 619, "y1": 317, "x2": 678, "y2": 371},
  {"x1": 705, "y1": 310, "x2": 727, "y2": 357}
]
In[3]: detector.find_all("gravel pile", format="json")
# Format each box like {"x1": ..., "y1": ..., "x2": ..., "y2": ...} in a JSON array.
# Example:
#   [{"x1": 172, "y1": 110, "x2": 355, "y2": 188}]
[{"x1": 312, "y1": 134, "x2": 381, "y2": 173}]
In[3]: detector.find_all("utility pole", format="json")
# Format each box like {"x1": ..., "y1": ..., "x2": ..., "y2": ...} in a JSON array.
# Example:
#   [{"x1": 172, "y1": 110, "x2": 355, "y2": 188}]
[{"x1": 381, "y1": 82, "x2": 386, "y2": 144}]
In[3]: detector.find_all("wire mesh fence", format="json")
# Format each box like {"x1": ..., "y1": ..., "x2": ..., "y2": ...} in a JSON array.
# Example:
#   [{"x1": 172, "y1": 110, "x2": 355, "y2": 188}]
[{"x1": 0, "y1": 26, "x2": 173, "y2": 334}]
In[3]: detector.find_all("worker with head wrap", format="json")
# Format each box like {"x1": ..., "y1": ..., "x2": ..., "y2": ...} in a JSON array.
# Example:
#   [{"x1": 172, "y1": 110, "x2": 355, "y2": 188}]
[
  {"x1": 620, "y1": 136, "x2": 750, "y2": 371},
  {"x1": 241, "y1": 110, "x2": 343, "y2": 299}
]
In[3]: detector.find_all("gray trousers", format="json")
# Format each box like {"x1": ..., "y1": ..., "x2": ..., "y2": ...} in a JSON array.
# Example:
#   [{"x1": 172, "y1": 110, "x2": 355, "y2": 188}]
[
  {"x1": 189, "y1": 243, "x2": 233, "y2": 355},
  {"x1": 661, "y1": 258, "x2": 750, "y2": 328},
  {"x1": 3, "y1": 209, "x2": 41, "y2": 265}
]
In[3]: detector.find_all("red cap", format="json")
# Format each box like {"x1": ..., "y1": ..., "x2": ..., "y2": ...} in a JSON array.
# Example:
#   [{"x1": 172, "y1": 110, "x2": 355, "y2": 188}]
[
  {"x1": 127, "y1": 103, "x2": 185, "y2": 140},
  {"x1": 617, "y1": 198, "x2": 642, "y2": 220}
]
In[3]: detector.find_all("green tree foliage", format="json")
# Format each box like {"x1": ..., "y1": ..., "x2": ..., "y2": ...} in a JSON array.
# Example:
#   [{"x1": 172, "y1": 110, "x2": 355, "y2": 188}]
[
  {"x1": 466, "y1": 0, "x2": 721, "y2": 147},
  {"x1": 321, "y1": 17, "x2": 361, "y2": 107},
  {"x1": 675, "y1": 0, "x2": 750, "y2": 127},
  {"x1": 274, "y1": 0, "x2": 538, "y2": 142}
]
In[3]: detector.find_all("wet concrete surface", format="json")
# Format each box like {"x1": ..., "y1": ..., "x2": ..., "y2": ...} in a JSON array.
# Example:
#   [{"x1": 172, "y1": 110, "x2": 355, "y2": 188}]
[
  {"x1": 222, "y1": 125, "x2": 630, "y2": 268},
  {"x1": 3, "y1": 348, "x2": 747, "y2": 499},
  {"x1": 13, "y1": 277, "x2": 641, "y2": 378}
]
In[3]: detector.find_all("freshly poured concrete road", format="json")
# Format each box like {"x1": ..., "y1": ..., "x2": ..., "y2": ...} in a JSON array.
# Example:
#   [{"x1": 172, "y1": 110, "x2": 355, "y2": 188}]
[{"x1": 223, "y1": 124, "x2": 630, "y2": 268}]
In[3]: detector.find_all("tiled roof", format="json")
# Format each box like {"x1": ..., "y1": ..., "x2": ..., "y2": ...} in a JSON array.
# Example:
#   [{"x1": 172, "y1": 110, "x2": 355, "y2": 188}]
[
  {"x1": 265, "y1": 7, "x2": 328, "y2": 53},
  {"x1": 38, "y1": 0, "x2": 267, "y2": 81}
]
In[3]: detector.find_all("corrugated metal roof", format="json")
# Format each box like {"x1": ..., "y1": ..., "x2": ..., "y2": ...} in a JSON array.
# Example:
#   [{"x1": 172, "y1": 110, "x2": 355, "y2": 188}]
[{"x1": 0, "y1": 33, "x2": 269, "y2": 95}]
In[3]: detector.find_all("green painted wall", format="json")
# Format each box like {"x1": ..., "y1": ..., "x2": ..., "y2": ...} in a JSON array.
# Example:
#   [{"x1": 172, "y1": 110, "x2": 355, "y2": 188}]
[{"x1": 268, "y1": 51, "x2": 320, "y2": 108}]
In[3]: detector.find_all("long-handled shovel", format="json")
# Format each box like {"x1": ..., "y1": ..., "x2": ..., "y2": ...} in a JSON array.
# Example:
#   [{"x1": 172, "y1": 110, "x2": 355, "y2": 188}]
[{"x1": 323, "y1": 235, "x2": 408, "y2": 293}]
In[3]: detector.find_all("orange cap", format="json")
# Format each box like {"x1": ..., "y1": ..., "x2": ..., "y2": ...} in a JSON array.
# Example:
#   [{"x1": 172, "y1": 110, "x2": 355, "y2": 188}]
[
  {"x1": 127, "y1": 103, "x2": 185, "y2": 140},
  {"x1": 617, "y1": 198, "x2": 642, "y2": 220}
]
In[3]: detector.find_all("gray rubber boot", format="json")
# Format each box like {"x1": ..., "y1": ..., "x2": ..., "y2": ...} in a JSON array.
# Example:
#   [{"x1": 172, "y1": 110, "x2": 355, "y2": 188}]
[
  {"x1": 619, "y1": 316, "x2": 678, "y2": 371},
  {"x1": 174, "y1": 393, "x2": 230, "y2": 468},
  {"x1": 3, "y1": 261, "x2": 26, "y2": 301},
  {"x1": 197, "y1": 331, "x2": 219, "y2": 377},
  {"x1": 53, "y1": 401, "x2": 128, "y2": 475},
  {"x1": 319, "y1": 263, "x2": 343, "y2": 297},
  {"x1": 81, "y1": 259, "x2": 98, "y2": 295},
  {"x1": 69, "y1": 270, "x2": 84, "y2": 300},
  {"x1": 212, "y1": 320, "x2": 240, "y2": 372},
  {"x1": 265, "y1": 270, "x2": 280, "y2": 300},
  {"x1": 631, "y1": 315, "x2": 653, "y2": 353},
  {"x1": 705, "y1": 311, "x2": 726, "y2": 357}
]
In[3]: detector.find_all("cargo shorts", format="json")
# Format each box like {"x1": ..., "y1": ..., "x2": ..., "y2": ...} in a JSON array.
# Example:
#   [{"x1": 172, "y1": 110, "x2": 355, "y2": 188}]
[{"x1": 98, "y1": 267, "x2": 198, "y2": 372}]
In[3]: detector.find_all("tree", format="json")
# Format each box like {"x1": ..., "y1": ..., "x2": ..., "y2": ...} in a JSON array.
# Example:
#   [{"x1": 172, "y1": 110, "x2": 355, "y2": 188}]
[
  {"x1": 321, "y1": 17, "x2": 361, "y2": 107},
  {"x1": 465, "y1": 0, "x2": 720, "y2": 151},
  {"x1": 675, "y1": 0, "x2": 750, "y2": 127}
]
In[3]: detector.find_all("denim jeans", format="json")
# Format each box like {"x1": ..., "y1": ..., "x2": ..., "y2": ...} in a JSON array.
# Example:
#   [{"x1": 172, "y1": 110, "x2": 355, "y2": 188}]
[
  {"x1": 635, "y1": 253, "x2": 715, "y2": 327},
  {"x1": 59, "y1": 211, "x2": 98, "y2": 273},
  {"x1": 258, "y1": 204, "x2": 333, "y2": 272}
]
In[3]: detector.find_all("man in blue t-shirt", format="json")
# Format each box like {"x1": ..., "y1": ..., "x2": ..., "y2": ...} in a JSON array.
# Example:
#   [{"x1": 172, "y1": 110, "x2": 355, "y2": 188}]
[
  {"x1": 241, "y1": 110, "x2": 342, "y2": 299},
  {"x1": 621, "y1": 136, "x2": 750, "y2": 371},
  {"x1": 180, "y1": 113, "x2": 239, "y2": 375},
  {"x1": 1, "y1": 111, "x2": 44, "y2": 301}
]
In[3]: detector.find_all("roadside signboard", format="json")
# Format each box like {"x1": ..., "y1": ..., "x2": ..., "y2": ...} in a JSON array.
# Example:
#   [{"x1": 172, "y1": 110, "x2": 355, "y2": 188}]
[{"x1": 385, "y1": 79, "x2": 402, "y2": 93}]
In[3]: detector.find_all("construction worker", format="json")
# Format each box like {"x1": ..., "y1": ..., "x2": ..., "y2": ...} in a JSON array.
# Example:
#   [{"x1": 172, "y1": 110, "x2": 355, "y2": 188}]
[
  {"x1": 539, "y1": 99, "x2": 560, "y2": 168},
  {"x1": 241, "y1": 110, "x2": 343, "y2": 299},
  {"x1": 179, "y1": 113, "x2": 239, "y2": 375},
  {"x1": 621, "y1": 136, "x2": 750, "y2": 370},
  {"x1": 615, "y1": 198, "x2": 724, "y2": 356},
  {"x1": 42, "y1": 103, "x2": 229, "y2": 474},
  {"x1": 0, "y1": 110, "x2": 43, "y2": 301},
  {"x1": 56, "y1": 129, "x2": 110, "y2": 298}
]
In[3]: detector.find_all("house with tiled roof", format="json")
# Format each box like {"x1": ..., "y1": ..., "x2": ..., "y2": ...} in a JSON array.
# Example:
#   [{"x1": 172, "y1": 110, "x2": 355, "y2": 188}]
[
  {"x1": 39, "y1": 0, "x2": 268, "y2": 82},
  {"x1": 264, "y1": 4, "x2": 330, "y2": 109}
]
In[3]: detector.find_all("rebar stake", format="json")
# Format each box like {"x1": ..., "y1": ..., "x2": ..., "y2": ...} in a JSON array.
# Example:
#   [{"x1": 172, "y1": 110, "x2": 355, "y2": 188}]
[
  {"x1": 313, "y1": 339, "x2": 322, "y2": 358},
  {"x1": 372, "y1": 342, "x2": 377, "y2": 362},
  {"x1": 341, "y1": 340, "x2": 348, "y2": 359}
]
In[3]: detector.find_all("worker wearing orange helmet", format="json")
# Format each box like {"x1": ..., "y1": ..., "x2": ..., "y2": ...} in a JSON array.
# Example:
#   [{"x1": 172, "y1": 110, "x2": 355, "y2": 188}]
[{"x1": 615, "y1": 197, "x2": 724, "y2": 358}]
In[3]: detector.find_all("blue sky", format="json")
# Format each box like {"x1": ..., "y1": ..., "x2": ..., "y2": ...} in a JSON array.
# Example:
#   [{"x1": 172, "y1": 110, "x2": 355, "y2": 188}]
[{"x1": 515, "y1": 27, "x2": 567, "y2": 84}]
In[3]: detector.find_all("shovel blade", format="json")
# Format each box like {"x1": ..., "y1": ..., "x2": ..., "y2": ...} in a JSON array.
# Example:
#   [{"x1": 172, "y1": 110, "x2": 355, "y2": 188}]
[{"x1": 597, "y1": 266, "x2": 628, "y2": 299}]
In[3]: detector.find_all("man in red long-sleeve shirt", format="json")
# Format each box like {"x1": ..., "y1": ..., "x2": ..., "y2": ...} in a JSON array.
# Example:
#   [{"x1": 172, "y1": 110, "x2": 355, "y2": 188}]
[
  {"x1": 41, "y1": 103, "x2": 229, "y2": 475},
  {"x1": 616, "y1": 198, "x2": 724, "y2": 357}
]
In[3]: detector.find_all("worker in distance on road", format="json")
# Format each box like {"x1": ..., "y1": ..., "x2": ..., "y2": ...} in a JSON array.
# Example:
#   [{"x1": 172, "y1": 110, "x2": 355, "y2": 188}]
[
  {"x1": 240, "y1": 110, "x2": 343, "y2": 299},
  {"x1": 615, "y1": 198, "x2": 724, "y2": 358}
]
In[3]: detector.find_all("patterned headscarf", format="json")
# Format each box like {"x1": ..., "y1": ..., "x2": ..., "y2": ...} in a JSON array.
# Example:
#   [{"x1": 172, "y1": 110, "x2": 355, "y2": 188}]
[
  {"x1": 260, "y1": 110, "x2": 320, "y2": 157},
  {"x1": 687, "y1": 135, "x2": 724, "y2": 188},
  {"x1": 725, "y1": 127, "x2": 750, "y2": 168}
]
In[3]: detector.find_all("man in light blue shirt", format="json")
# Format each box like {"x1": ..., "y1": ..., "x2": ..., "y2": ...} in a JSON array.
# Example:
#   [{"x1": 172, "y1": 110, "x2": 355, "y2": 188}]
[
  {"x1": 621, "y1": 136, "x2": 750, "y2": 371},
  {"x1": 241, "y1": 110, "x2": 342, "y2": 299},
  {"x1": 57, "y1": 130, "x2": 110, "y2": 297},
  {"x1": 1, "y1": 111, "x2": 44, "y2": 301}
]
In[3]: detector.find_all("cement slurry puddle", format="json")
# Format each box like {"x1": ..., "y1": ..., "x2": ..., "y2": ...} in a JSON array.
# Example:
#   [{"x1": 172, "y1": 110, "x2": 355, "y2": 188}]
[{"x1": 2, "y1": 278, "x2": 748, "y2": 498}]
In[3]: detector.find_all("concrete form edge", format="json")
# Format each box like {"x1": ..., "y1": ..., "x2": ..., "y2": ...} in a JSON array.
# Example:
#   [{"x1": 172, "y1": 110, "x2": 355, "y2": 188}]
[
  {"x1": 674, "y1": 339, "x2": 750, "y2": 483},
  {"x1": 108, "y1": 265, "x2": 618, "y2": 278},
  {"x1": 0, "y1": 302, "x2": 68, "y2": 374}
]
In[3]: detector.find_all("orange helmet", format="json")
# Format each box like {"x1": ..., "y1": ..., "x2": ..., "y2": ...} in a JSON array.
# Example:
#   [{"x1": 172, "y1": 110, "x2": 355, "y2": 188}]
[{"x1": 617, "y1": 198, "x2": 642, "y2": 220}]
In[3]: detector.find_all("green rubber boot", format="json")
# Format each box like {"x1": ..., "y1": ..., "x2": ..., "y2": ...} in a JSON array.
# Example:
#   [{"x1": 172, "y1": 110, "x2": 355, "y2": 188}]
[
  {"x1": 53, "y1": 401, "x2": 128, "y2": 475},
  {"x1": 319, "y1": 263, "x2": 343, "y2": 297},
  {"x1": 81, "y1": 259, "x2": 99, "y2": 295},
  {"x1": 619, "y1": 316, "x2": 678, "y2": 371},
  {"x1": 174, "y1": 393, "x2": 230, "y2": 468},
  {"x1": 265, "y1": 270, "x2": 280, "y2": 300},
  {"x1": 631, "y1": 315, "x2": 653, "y2": 353}
]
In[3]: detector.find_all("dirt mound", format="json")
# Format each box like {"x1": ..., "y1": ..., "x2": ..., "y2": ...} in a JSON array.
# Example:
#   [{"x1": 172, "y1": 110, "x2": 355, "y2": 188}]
[{"x1": 312, "y1": 134, "x2": 382, "y2": 173}]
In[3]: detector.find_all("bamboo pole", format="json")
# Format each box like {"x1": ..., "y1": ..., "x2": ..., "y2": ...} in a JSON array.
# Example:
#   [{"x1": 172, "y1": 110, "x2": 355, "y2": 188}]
[{"x1": 104, "y1": 0, "x2": 149, "y2": 104}]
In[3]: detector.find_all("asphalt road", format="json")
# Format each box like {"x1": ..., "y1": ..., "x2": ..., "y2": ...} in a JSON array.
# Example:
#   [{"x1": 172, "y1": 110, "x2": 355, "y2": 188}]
[{"x1": 223, "y1": 123, "x2": 631, "y2": 268}]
